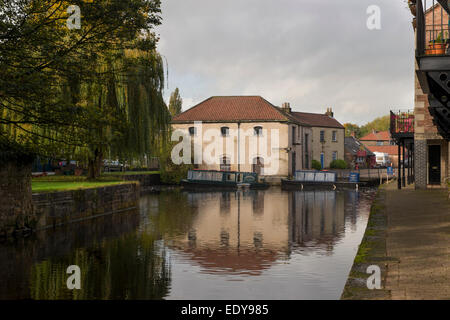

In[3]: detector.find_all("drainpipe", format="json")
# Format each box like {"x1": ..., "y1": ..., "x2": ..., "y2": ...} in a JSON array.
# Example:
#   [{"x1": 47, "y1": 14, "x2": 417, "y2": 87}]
[{"x1": 238, "y1": 122, "x2": 241, "y2": 172}]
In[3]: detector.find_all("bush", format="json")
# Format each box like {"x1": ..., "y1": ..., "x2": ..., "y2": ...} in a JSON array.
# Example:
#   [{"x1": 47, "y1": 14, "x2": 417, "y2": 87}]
[
  {"x1": 159, "y1": 139, "x2": 193, "y2": 184},
  {"x1": 160, "y1": 166, "x2": 191, "y2": 185},
  {"x1": 330, "y1": 159, "x2": 348, "y2": 169},
  {"x1": 312, "y1": 160, "x2": 322, "y2": 170}
]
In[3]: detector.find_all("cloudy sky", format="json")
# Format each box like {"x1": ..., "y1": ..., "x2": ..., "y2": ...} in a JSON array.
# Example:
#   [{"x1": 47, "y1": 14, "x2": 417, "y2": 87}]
[{"x1": 156, "y1": 0, "x2": 414, "y2": 126}]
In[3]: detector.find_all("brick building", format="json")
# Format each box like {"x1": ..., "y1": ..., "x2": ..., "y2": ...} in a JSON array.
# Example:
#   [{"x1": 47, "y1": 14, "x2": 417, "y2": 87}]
[{"x1": 412, "y1": 1, "x2": 450, "y2": 189}]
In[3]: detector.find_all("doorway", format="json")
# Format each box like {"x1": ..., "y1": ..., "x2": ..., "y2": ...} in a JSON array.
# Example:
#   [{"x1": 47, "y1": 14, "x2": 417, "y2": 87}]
[{"x1": 428, "y1": 145, "x2": 441, "y2": 185}]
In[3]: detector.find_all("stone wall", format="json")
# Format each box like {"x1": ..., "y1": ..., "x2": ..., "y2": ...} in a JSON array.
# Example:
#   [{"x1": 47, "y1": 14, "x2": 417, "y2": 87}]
[
  {"x1": 32, "y1": 183, "x2": 140, "y2": 231},
  {"x1": 117, "y1": 173, "x2": 160, "y2": 194},
  {"x1": 0, "y1": 161, "x2": 34, "y2": 237}
]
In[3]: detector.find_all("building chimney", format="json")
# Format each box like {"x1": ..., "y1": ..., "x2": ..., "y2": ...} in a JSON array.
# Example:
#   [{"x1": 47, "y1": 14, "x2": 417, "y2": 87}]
[
  {"x1": 325, "y1": 107, "x2": 334, "y2": 118},
  {"x1": 282, "y1": 102, "x2": 291, "y2": 113}
]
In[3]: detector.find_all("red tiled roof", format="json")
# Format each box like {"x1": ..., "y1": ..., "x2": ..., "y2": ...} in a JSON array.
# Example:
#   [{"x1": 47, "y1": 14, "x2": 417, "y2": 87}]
[
  {"x1": 171, "y1": 96, "x2": 290, "y2": 123},
  {"x1": 366, "y1": 145, "x2": 399, "y2": 156},
  {"x1": 291, "y1": 112, "x2": 344, "y2": 129},
  {"x1": 360, "y1": 131, "x2": 391, "y2": 141}
]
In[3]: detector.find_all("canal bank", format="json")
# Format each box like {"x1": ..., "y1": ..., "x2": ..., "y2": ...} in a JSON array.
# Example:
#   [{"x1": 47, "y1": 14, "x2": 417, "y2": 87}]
[
  {"x1": 0, "y1": 173, "x2": 163, "y2": 238},
  {"x1": 342, "y1": 182, "x2": 450, "y2": 300}
]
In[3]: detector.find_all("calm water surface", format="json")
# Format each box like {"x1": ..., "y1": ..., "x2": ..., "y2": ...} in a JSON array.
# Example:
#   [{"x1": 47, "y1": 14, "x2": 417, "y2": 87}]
[{"x1": 0, "y1": 188, "x2": 376, "y2": 300}]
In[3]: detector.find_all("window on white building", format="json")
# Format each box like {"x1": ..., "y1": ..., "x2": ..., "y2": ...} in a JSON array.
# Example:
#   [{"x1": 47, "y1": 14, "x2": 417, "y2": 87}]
[
  {"x1": 254, "y1": 126, "x2": 263, "y2": 136},
  {"x1": 332, "y1": 131, "x2": 337, "y2": 142},
  {"x1": 221, "y1": 127, "x2": 229, "y2": 137},
  {"x1": 332, "y1": 151, "x2": 338, "y2": 161}
]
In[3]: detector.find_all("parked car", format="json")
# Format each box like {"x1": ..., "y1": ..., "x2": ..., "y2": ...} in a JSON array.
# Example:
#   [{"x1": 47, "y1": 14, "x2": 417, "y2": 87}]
[{"x1": 103, "y1": 160, "x2": 124, "y2": 172}]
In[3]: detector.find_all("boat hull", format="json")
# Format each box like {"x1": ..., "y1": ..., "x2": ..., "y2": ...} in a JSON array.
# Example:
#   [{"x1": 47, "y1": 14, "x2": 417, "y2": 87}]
[
  {"x1": 181, "y1": 180, "x2": 269, "y2": 191},
  {"x1": 281, "y1": 179, "x2": 378, "y2": 190}
]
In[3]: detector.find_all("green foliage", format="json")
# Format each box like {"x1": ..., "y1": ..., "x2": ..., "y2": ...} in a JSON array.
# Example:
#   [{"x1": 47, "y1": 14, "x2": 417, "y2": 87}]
[
  {"x1": 359, "y1": 115, "x2": 390, "y2": 137},
  {"x1": 159, "y1": 137, "x2": 193, "y2": 184},
  {"x1": 343, "y1": 115, "x2": 390, "y2": 139},
  {"x1": 168, "y1": 88, "x2": 183, "y2": 116},
  {"x1": 343, "y1": 123, "x2": 361, "y2": 138},
  {"x1": 330, "y1": 159, "x2": 348, "y2": 169},
  {"x1": 312, "y1": 160, "x2": 322, "y2": 170},
  {"x1": 0, "y1": 0, "x2": 169, "y2": 176}
]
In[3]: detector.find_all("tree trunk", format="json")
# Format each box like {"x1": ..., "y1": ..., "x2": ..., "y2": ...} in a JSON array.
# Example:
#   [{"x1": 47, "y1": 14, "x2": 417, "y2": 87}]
[
  {"x1": 88, "y1": 148, "x2": 103, "y2": 180},
  {"x1": 0, "y1": 159, "x2": 34, "y2": 237}
]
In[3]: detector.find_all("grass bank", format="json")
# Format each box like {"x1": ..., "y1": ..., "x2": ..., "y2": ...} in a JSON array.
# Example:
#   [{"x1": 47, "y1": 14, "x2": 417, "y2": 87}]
[
  {"x1": 32, "y1": 175, "x2": 129, "y2": 193},
  {"x1": 341, "y1": 184, "x2": 393, "y2": 300},
  {"x1": 31, "y1": 171, "x2": 160, "y2": 193},
  {"x1": 102, "y1": 171, "x2": 159, "y2": 176},
  {"x1": 31, "y1": 180, "x2": 128, "y2": 193}
]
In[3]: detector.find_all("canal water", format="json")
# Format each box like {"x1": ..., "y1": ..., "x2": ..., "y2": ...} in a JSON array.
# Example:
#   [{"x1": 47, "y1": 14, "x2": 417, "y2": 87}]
[{"x1": 0, "y1": 188, "x2": 376, "y2": 300}]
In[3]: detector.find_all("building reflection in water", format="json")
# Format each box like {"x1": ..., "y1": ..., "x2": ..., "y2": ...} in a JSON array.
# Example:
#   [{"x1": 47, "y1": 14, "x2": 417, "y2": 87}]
[
  {"x1": 0, "y1": 188, "x2": 372, "y2": 300},
  {"x1": 167, "y1": 189, "x2": 360, "y2": 276}
]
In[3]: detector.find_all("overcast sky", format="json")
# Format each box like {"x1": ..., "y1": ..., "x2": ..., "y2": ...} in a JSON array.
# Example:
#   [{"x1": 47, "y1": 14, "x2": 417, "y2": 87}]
[{"x1": 156, "y1": 0, "x2": 414, "y2": 126}]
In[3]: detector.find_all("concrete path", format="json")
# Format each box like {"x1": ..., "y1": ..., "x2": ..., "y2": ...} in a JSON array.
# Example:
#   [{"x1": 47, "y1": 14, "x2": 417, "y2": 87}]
[{"x1": 384, "y1": 183, "x2": 450, "y2": 299}]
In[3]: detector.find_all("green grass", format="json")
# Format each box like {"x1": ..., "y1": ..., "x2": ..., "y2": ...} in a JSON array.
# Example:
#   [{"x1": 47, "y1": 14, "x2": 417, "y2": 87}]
[
  {"x1": 102, "y1": 171, "x2": 159, "y2": 176},
  {"x1": 31, "y1": 171, "x2": 159, "y2": 193},
  {"x1": 353, "y1": 240, "x2": 372, "y2": 264},
  {"x1": 31, "y1": 180, "x2": 129, "y2": 193}
]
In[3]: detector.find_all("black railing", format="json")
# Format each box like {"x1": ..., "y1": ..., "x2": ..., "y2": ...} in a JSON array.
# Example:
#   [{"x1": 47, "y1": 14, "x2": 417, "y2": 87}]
[
  {"x1": 390, "y1": 110, "x2": 414, "y2": 136},
  {"x1": 416, "y1": 0, "x2": 450, "y2": 56}
]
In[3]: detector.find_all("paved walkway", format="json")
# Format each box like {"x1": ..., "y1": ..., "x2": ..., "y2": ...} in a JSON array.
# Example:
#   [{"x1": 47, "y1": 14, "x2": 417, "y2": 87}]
[{"x1": 384, "y1": 183, "x2": 450, "y2": 299}]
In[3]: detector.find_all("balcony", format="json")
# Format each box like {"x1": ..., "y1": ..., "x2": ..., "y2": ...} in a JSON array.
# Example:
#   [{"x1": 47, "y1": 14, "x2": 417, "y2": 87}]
[
  {"x1": 390, "y1": 110, "x2": 415, "y2": 141},
  {"x1": 415, "y1": 0, "x2": 450, "y2": 140}
]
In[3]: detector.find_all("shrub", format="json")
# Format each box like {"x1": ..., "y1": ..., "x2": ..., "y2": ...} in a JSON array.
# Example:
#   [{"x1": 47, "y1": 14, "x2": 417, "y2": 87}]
[
  {"x1": 330, "y1": 159, "x2": 348, "y2": 169},
  {"x1": 159, "y1": 138, "x2": 193, "y2": 184},
  {"x1": 312, "y1": 160, "x2": 322, "y2": 170}
]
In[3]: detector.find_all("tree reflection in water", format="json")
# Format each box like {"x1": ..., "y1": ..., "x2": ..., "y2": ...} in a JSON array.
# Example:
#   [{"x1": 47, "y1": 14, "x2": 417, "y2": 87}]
[{"x1": 0, "y1": 188, "x2": 376, "y2": 300}]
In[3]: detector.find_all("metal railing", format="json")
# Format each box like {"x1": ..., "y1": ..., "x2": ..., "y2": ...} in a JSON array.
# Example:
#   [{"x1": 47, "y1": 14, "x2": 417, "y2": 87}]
[
  {"x1": 390, "y1": 110, "x2": 415, "y2": 135},
  {"x1": 417, "y1": 0, "x2": 450, "y2": 56}
]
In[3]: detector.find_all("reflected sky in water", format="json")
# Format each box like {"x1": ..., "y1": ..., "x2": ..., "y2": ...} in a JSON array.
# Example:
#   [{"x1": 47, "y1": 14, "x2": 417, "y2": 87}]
[{"x1": 0, "y1": 188, "x2": 375, "y2": 300}]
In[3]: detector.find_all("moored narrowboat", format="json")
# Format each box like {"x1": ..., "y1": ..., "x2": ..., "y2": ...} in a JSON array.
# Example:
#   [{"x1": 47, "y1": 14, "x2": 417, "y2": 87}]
[
  {"x1": 181, "y1": 170, "x2": 269, "y2": 190},
  {"x1": 281, "y1": 170, "x2": 369, "y2": 190}
]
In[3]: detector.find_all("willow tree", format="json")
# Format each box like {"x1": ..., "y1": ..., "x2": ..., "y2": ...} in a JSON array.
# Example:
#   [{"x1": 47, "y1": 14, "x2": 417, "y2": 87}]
[
  {"x1": 66, "y1": 48, "x2": 171, "y2": 179},
  {"x1": 0, "y1": 0, "x2": 166, "y2": 234}
]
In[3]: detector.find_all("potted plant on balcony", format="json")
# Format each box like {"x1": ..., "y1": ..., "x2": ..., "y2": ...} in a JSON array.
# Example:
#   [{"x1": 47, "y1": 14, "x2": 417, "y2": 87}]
[{"x1": 427, "y1": 31, "x2": 447, "y2": 55}]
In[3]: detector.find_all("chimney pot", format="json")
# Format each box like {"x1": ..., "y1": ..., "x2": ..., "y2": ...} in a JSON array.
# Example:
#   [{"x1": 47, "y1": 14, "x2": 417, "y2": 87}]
[
  {"x1": 282, "y1": 102, "x2": 291, "y2": 113},
  {"x1": 325, "y1": 107, "x2": 334, "y2": 118}
]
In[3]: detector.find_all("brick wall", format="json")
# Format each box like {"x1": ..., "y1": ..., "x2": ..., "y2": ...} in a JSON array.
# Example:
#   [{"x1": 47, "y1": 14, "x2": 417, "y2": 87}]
[
  {"x1": 425, "y1": 4, "x2": 449, "y2": 44},
  {"x1": 414, "y1": 60, "x2": 449, "y2": 188}
]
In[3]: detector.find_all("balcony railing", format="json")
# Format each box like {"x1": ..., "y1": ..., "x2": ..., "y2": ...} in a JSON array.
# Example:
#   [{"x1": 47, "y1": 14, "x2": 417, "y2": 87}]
[
  {"x1": 390, "y1": 110, "x2": 415, "y2": 136},
  {"x1": 416, "y1": 0, "x2": 450, "y2": 56}
]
